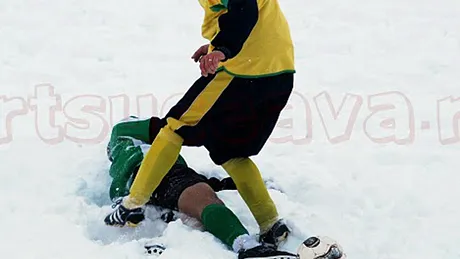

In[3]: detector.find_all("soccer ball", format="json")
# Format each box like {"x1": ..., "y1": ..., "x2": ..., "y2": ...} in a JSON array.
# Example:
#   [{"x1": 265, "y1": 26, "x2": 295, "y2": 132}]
[
  {"x1": 144, "y1": 244, "x2": 166, "y2": 256},
  {"x1": 297, "y1": 236, "x2": 346, "y2": 259}
]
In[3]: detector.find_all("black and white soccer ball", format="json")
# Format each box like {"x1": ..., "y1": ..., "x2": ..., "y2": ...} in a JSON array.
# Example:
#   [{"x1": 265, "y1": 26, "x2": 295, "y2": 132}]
[
  {"x1": 144, "y1": 244, "x2": 166, "y2": 257},
  {"x1": 297, "y1": 236, "x2": 346, "y2": 259}
]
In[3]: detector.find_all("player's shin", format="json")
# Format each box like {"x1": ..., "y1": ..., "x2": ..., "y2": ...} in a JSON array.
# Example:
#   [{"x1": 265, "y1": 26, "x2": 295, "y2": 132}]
[
  {"x1": 222, "y1": 158, "x2": 279, "y2": 232},
  {"x1": 201, "y1": 204, "x2": 252, "y2": 250},
  {"x1": 124, "y1": 127, "x2": 183, "y2": 209}
]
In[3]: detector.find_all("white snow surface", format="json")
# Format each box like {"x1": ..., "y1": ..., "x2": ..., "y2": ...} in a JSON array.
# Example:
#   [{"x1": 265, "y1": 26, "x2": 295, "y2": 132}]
[{"x1": 1, "y1": 0, "x2": 460, "y2": 258}]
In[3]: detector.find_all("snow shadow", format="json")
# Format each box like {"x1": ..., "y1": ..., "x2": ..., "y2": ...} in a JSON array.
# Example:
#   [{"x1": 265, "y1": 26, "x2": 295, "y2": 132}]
[{"x1": 72, "y1": 158, "x2": 168, "y2": 245}]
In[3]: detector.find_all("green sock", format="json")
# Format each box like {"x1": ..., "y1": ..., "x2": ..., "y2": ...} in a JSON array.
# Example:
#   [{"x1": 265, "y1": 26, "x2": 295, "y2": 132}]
[{"x1": 201, "y1": 204, "x2": 249, "y2": 248}]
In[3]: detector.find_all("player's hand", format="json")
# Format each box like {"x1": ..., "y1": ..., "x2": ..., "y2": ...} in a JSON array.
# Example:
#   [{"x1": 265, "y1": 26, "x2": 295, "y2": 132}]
[
  {"x1": 200, "y1": 51, "x2": 226, "y2": 77},
  {"x1": 191, "y1": 44, "x2": 210, "y2": 62}
]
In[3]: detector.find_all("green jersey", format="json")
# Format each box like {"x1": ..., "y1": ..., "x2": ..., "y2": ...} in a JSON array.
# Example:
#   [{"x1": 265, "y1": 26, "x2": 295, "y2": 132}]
[{"x1": 107, "y1": 116, "x2": 187, "y2": 201}]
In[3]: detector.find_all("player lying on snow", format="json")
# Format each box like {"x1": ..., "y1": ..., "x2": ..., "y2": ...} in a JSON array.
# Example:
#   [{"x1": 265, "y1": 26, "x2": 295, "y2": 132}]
[{"x1": 105, "y1": 117, "x2": 297, "y2": 259}]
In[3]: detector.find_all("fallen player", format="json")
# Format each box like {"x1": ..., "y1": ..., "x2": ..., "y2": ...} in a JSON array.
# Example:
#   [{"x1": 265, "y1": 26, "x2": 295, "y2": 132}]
[{"x1": 105, "y1": 116, "x2": 297, "y2": 259}]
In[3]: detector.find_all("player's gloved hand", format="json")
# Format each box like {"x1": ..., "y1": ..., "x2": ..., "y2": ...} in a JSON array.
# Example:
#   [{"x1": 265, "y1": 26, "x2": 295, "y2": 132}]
[
  {"x1": 207, "y1": 177, "x2": 237, "y2": 192},
  {"x1": 199, "y1": 51, "x2": 226, "y2": 77},
  {"x1": 220, "y1": 177, "x2": 237, "y2": 190},
  {"x1": 207, "y1": 177, "x2": 223, "y2": 191},
  {"x1": 191, "y1": 44, "x2": 210, "y2": 62}
]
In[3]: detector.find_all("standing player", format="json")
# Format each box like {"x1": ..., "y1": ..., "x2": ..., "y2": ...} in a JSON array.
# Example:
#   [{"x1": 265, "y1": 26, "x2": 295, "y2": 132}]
[{"x1": 105, "y1": 0, "x2": 295, "y2": 249}]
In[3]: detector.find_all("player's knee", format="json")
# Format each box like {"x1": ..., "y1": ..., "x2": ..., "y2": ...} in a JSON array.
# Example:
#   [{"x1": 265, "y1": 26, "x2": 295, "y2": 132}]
[
  {"x1": 178, "y1": 182, "x2": 223, "y2": 220},
  {"x1": 222, "y1": 157, "x2": 258, "y2": 184},
  {"x1": 180, "y1": 182, "x2": 222, "y2": 206},
  {"x1": 222, "y1": 158, "x2": 247, "y2": 171}
]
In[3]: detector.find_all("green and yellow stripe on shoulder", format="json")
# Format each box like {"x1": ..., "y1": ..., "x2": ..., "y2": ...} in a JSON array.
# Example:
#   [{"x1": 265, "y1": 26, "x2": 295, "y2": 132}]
[{"x1": 209, "y1": 0, "x2": 228, "y2": 12}]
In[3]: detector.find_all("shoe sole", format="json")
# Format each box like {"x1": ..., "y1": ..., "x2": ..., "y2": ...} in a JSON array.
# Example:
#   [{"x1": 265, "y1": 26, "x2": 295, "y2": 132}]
[
  {"x1": 105, "y1": 221, "x2": 139, "y2": 228},
  {"x1": 127, "y1": 222, "x2": 139, "y2": 227}
]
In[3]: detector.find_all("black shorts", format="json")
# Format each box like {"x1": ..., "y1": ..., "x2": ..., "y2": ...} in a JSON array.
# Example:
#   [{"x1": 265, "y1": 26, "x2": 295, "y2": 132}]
[
  {"x1": 144, "y1": 165, "x2": 208, "y2": 211},
  {"x1": 149, "y1": 72, "x2": 294, "y2": 165},
  {"x1": 130, "y1": 164, "x2": 235, "y2": 211}
]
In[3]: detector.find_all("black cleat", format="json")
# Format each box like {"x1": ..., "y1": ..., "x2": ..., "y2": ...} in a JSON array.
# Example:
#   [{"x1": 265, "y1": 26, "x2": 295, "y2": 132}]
[
  {"x1": 104, "y1": 203, "x2": 145, "y2": 227},
  {"x1": 238, "y1": 244, "x2": 297, "y2": 259},
  {"x1": 259, "y1": 220, "x2": 291, "y2": 248}
]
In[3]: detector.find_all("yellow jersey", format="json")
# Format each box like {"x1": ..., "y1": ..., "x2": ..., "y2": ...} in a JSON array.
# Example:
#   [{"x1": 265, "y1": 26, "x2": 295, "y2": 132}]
[{"x1": 198, "y1": 0, "x2": 295, "y2": 78}]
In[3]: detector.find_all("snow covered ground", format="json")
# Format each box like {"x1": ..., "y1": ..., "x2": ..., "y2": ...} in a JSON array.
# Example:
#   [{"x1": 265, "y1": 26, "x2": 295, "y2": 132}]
[{"x1": 1, "y1": 0, "x2": 460, "y2": 258}]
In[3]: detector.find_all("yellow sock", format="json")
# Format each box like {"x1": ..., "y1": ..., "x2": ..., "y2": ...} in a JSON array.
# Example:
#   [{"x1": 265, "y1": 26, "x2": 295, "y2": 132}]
[
  {"x1": 222, "y1": 158, "x2": 279, "y2": 233},
  {"x1": 123, "y1": 126, "x2": 183, "y2": 209}
]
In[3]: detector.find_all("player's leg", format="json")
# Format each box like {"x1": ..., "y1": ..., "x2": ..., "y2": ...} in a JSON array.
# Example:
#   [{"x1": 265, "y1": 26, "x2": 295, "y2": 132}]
[
  {"x1": 137, "y1": 164, "x2": 254, "y2": 253},
  {"x1": 178, "y1": 182, "x2": 260, "y2": 252},
  {"x1": 111, "y1": 72, "x2": 234, "y2": 211},
  {"x1": 222, "y1": 163, "x2": 291, "y2": 246},
  {"x1": 104, "y1": 118, "x2": 153, "y2": 227},
  {"x1": 104, "y1": 73, "x2": 232, "y2": 226},
  {"x1": 202, "y1": 73, "x2": 294, "y2": 246},
  {"x1": 172, "y1": 168, "x2": 296, "y2": 259}
]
